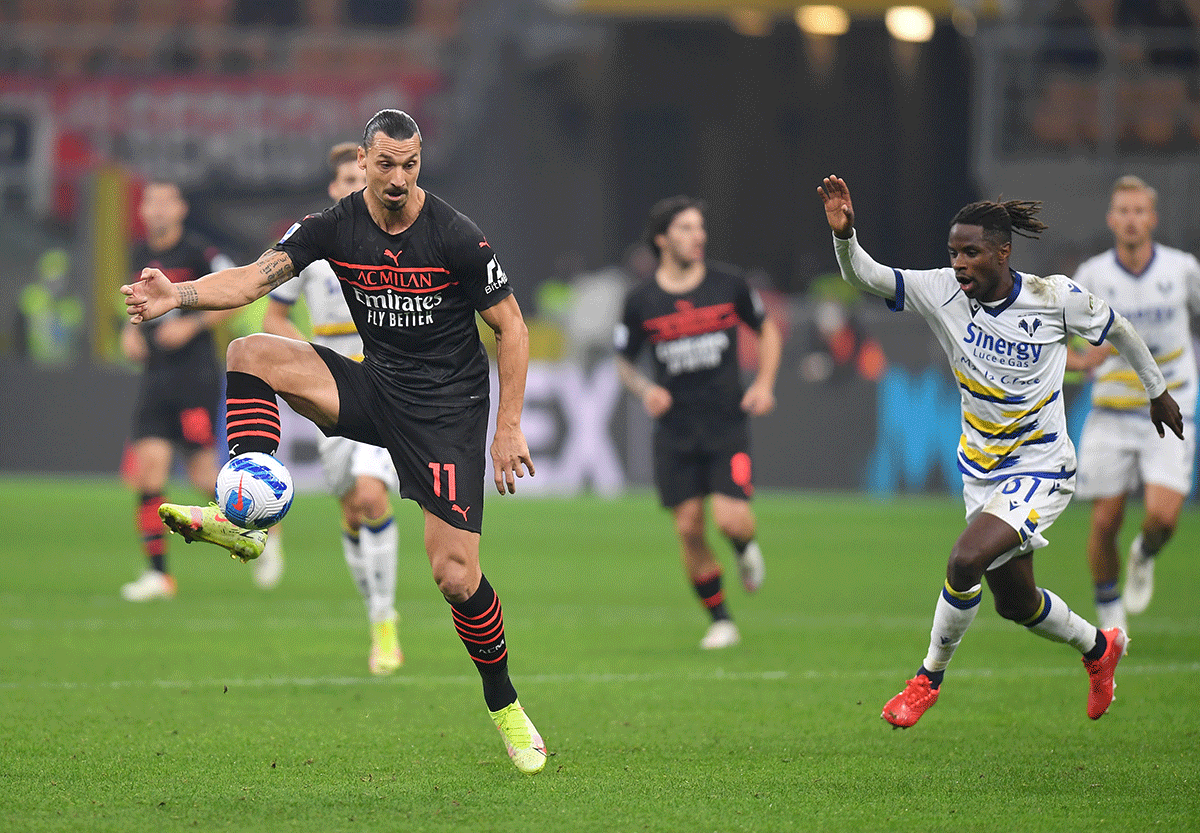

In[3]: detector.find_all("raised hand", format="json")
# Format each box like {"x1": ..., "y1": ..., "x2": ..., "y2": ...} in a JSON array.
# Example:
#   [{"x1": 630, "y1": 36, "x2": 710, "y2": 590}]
[{"x1": 818, "y1": 175, "x2": 856, "y2": 239}]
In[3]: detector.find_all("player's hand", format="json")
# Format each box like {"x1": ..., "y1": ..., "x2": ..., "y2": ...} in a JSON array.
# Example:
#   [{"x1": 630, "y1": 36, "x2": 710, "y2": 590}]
[
  {"x1": 818, "y1": 175, "x2": 855, "y2": 239},
  {"x1": 1150, "y1": 391, "x2": 1185, "y2": 440},
  {"x1": 740, "y1": 382, "x2": 776, "y2": 416},
  {"x1": 491, "y1": 423, "x2": 535, "y2": 495},
  {"x1": 642, "y1": 386, "x2": 672, "y2": 419},
  {"x1": 121, "y1": 268, "x2": 180, "y2": 324}
]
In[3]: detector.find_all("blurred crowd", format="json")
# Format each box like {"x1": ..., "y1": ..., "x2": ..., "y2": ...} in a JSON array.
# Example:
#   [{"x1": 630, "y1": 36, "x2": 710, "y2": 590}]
[
  {"x1": 0, "y1": 0, "x2": 463, "y2": 76},
  {"x1": 1032, "y1": 0, "x2": 1200, "y2": 151}
]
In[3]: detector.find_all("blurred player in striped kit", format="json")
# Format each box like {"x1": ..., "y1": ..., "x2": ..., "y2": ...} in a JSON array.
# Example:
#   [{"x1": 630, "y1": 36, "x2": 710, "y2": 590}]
[
  {"x1": 261, "y1": 142, "x2": 403, "y2": 675},
  {"x1": 1067, "y1": 176, "x2": 1200, "y2": 634}
]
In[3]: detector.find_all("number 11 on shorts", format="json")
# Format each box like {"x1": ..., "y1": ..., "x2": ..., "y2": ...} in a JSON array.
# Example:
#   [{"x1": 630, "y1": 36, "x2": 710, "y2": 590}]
[{"x1": 429, "y1": 462, "x2": 457, "y2": 501}]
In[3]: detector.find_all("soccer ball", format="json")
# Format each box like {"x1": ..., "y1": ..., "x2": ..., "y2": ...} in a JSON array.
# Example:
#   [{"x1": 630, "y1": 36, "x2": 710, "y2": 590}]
[{"x1": 214, "y1": 452, "x2": 294, "y2": 530}]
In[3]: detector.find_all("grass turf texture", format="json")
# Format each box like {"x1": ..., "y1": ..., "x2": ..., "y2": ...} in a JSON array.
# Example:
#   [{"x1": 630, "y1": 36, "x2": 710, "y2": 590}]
[{"x1": 2, "y1": 477, "x2": 1198, "y2": 832}]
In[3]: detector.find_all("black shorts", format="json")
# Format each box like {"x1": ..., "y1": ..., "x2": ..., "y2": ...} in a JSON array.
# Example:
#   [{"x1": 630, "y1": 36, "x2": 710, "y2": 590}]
[
  {"x1": 314, "y1": 344, "x2": 487, "y2": 533},
  {"x1": 653, "y1": 416, "x2": 753, "y2": 508},
  {"x1": 129, "y1": 367, "x2": 220, "y2": 451}
]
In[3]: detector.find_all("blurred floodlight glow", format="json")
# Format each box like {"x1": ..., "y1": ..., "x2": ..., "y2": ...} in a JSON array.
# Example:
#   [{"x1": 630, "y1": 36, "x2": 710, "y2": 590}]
[
  {"x1": 885, "y1": 6, "x2": 935, "y2": 42},
  {"x1": 795, "y1": 5, "x2": 850, "y2": 37},
  {"x1": 729, "y1": 7, "x2": 771, "y2": 37}
]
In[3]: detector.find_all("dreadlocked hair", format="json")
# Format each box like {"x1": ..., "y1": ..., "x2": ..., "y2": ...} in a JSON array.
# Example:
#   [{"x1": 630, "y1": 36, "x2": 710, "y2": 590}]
[{"x1": 952, "y1": 199, "x2": 1048, "y2": 245}]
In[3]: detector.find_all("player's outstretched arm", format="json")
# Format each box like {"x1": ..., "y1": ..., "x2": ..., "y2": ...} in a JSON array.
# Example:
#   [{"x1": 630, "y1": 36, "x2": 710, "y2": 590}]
[
  {"x1": 122, "y1": 249, "x2": 295, "y2": 324},
  {"x1": 818, "y1": 175, "x2": 898, "y2": 301},
  {"x1": 480, "y1": 295, "x2": 536, "y2": 494}
]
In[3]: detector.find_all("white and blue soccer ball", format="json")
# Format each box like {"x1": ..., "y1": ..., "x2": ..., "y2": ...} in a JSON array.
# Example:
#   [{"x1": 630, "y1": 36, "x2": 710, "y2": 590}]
[{"x1": 214, "y1": 452, "x2": 294, "y2": 530}]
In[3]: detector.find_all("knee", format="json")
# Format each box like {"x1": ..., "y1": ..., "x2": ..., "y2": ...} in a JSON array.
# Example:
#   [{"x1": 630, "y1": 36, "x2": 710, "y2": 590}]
[
  {"x1": 674, "y1": 511, "x2": 705, "y2": 545},
  {"x1": 355, "y1": 481, "x2": 390, "y2": 521},
  {"x1": 225, "y1": 334, "x2": 268, "y2": 371},
  {"x1": 1143, "y1": 512, "x2": 1176, "y2": 540},
  {"x1": 713, "y1": 508, "x2": 753, "y2": 541},
  {"x1": 947, "y1": 542, "x2": 988, "y2": 590},
  {"x1": 434, "y1": 571, "x2": 475, "y2": 604},
  {"x1": 430, "y1": 549, "x2": 475, "y2": 603}
]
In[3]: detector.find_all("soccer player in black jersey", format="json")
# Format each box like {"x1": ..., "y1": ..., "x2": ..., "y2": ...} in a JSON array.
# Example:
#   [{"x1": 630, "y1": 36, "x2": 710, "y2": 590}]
[
  {"x1": 614, "y1": 196, "x2": 782, "y2": 650},
  {"x1": 120, "y1": 181, "x2": 238, "y2": 602},
  {"x1": 121, "y1": 110, "x2": 546, "y2": 774}
]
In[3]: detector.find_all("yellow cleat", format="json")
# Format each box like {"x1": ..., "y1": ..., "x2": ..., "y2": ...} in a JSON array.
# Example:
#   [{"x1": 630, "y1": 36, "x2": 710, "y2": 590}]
[
  {"x1": 159, "y1": 503, "x2": 267, "y2": 563},
  {"x1": 489, "y1": 699, "x2": 547, "y2": 774},
  {"x1": 369, "y1": 616, "x2": 404, "y2": 675}
]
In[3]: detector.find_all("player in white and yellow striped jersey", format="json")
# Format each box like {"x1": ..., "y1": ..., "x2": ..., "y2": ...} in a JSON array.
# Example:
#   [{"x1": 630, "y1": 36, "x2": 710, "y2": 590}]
[
  {"x1": 1068, "y1": 176, "x2": 1200, "y2": 633},
  {"x1": 819, "y1": 175, "x2": 1184, "y2": 727},
  {"x1": 262, "y1": 143, "x2": 403, "y2": 675}
]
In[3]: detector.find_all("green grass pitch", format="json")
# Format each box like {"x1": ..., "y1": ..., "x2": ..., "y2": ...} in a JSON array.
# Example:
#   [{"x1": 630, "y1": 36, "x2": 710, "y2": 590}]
[{"x1": 2, "y1": 477, "x2": 1198, "y2": 832}]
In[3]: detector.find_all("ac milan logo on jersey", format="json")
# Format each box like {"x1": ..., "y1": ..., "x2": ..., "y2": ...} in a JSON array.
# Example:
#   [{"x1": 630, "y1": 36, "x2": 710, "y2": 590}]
[
  {"x1": 383, "y1": 249, "x2": 402, "y2": 266},
  {"x1": 1018, "y1": 316, "x2": 1042, "y2": 336},
  {"x1": 1157, "y1": 281, "x2": 1173, "y2": 294}
]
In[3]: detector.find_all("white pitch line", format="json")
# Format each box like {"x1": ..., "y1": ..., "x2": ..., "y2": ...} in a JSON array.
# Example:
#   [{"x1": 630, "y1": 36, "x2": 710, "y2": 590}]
[{"x1": 2, "y1": 663, "x2": 1197, "y2": 693}]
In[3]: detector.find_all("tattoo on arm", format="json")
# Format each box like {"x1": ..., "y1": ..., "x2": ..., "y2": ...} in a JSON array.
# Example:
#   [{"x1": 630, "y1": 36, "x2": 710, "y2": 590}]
[
  {"x1": 257, "y1": 250, "x2": 294, "y2": 290},
  {"x1": 177, "y1": 284, "x2": 199, "y2": 309}
]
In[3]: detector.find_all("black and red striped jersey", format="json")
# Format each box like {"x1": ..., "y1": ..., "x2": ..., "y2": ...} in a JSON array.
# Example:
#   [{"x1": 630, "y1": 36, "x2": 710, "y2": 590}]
[
  {"x1": 131, "y1": 232, "x2": 233, "y2": 375},
  {"x1": 274, "y1": 190, "x2": 512, "y2": 406},
  {"x1": 615, "y1": 264, "x2": 766, "y2": 419}
]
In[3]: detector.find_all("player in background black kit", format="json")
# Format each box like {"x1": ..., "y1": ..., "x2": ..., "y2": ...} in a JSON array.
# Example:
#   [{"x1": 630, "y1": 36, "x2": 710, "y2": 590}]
[
  {"x1": 614, "y1": 196, "x2": 782, "y2": 650},
  {"x1": 120, "y1": 181, "x2": 238, "y2": 602},
  {"x1": 121, "y1": 110, "x2": 546, "y2": 775}
]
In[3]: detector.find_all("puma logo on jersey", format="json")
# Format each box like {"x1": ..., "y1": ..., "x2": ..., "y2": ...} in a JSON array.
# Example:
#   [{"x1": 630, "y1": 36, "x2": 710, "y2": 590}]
[
  {"x1": 383, "y1": 249, "x2": 402, "y2": 266},
  {"x1": 451, "y1": 504, "x2": 470, "y2": 523}
]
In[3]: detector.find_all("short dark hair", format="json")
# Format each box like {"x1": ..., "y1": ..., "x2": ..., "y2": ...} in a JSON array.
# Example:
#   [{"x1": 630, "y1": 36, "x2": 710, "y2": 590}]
[
  {"x1": 951, "y1": 199, "x2": 1048, "y2": 246},
  {"x1": 328, "y1": 141, "x2": 359, "y2": 170},
  {"x1": 643, "y1": 195, "x2": 706, "y2": 257},
  {"x1": 361, "y1": 109, "x2": 422, "y2": 149}
]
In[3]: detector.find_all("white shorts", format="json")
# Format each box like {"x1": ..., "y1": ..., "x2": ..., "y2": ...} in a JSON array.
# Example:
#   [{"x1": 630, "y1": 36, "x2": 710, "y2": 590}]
[
  {"x1": 317, "y1": 435, "x2": 399, "y2": 498},
  {"x1": 1076, "y1": 409, "x2": 1196, "y2": 499},
  {"x1": 962, "y1": 472, "x2": 1075, "y2": 570}
]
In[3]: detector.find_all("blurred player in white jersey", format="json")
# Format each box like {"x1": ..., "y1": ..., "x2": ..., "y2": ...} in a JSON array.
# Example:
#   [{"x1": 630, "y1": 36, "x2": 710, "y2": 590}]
[
  {"x1": 1067, "y1": 176, "x2": 1200, "y2": 634},
  {"x1": 819, "y1": 175, "x2": 1184, "y2": 728},
  {"x1": 261, "y1": 142, "x2": 403, "y2": 675}
]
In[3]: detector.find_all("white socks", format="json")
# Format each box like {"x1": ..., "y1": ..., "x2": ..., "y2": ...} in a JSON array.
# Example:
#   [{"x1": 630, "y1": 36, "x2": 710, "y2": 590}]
[
  {"x1": 342, "y1": 513, "x2": 399, "y2": 625},
  {"x1": 922, "y1": 581, "x2": 982, "y2": 673},
  {"x1": 1023, "y1": 588, "x2": 1098, "y2": 654}
]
